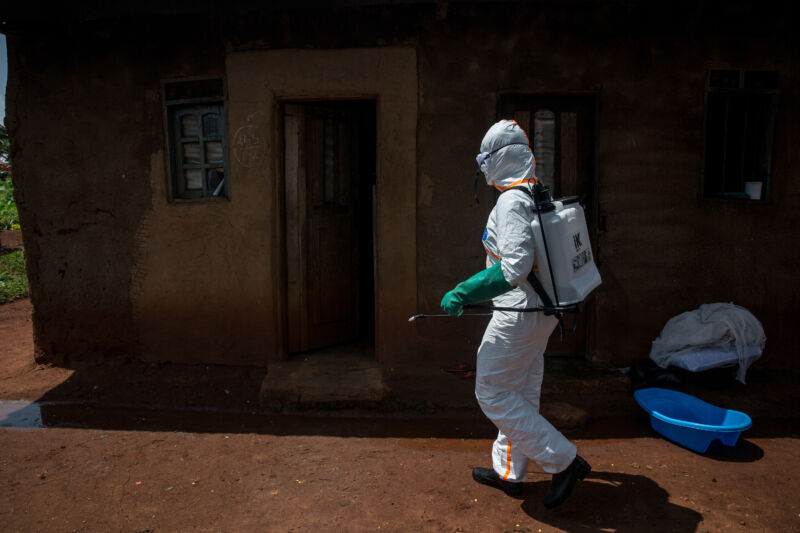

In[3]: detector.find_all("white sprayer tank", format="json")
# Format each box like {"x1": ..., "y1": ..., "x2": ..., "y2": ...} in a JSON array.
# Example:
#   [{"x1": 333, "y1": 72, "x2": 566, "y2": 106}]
[{"x1": 529, "y1": 198, "x2": 601, "y2": 307}]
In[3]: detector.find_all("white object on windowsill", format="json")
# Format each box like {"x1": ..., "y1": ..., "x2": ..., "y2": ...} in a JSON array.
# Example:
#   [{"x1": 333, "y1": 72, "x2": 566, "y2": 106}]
[{"x1": 744, "y1": 181, "x2": 763, "y2": 200}]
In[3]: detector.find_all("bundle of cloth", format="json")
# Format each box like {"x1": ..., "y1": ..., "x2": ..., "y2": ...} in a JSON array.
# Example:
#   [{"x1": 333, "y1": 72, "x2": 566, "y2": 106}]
[{"x1": 649, "y1": 302, "x2": 766, "y2": 384}]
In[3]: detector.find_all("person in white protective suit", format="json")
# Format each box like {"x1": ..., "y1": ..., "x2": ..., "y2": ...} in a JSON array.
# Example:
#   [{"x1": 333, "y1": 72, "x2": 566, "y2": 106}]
[{"x1": 440, "y1": 120, "x2": 591, "y2": 508}]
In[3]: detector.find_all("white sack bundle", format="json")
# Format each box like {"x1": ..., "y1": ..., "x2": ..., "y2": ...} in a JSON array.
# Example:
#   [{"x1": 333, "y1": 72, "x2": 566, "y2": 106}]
[{"x1": 650, "y1": 303, "x2": 766, "y2": 383}]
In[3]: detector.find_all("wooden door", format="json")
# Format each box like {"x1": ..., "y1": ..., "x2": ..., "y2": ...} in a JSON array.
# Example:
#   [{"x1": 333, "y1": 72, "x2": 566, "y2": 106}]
[
  {"x1": 284, "y1": 103, "x2": 362, "y2": 353},
  {"x1": 500, "y1": 95, "x2": 596, "y2": 356}
]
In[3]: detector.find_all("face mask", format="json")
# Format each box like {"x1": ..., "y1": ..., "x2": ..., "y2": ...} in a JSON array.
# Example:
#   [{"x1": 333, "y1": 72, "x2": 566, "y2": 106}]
[
  {"x1": 473, "y1": 142, "x2": 530, "y2": 205},
  {"x1": 475, "y1": 143, "x2": 529, "y2": 178}
]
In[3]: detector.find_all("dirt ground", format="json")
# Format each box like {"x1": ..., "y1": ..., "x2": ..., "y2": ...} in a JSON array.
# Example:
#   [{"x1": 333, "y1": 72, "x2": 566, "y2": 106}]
[
  {"x1": 0, "y1": 230, "x2": 24, "y2": 251},
  {"x1": 2, "y1": 426, "x2": 799, "y2": 532},
  {"x1": 2, "y1": 298, "x2": 800, "y2": 532}
]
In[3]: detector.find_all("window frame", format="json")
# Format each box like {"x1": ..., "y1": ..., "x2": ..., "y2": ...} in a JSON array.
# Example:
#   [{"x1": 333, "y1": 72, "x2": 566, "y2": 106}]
[
  {"x1": 162, "y1": 77, "x2": 231, "y2": 202},
  {"x1": 700, "y1": 69, "x2": 778, "y2": 203}
]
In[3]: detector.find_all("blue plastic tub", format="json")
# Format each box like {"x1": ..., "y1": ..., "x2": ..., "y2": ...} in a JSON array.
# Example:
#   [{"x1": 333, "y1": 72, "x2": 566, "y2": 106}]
[{"x1": 634, "y1": 387, "x2": 752, "y2": 453}]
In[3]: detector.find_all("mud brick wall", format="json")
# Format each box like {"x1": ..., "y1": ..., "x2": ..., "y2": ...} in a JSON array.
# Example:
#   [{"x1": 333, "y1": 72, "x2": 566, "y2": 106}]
[
  {"x1": 6, "y1": 2, "x2": 799, "y2": 370},
  {"x1": 6, "y1": 19, "x2": 232, "y2": 365}
]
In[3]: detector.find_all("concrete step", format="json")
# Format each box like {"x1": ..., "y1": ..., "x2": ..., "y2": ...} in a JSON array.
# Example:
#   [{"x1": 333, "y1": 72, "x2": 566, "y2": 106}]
[
  {"x1": 260, "y1": 352, "x2": 387, "y2": 409},
  {"x1": 259, "y1": 354, "x2": 631, "y2": 430}
]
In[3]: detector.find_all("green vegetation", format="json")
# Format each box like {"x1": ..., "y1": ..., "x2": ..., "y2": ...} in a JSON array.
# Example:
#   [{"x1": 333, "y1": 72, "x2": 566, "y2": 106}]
[
  {"x1": 0, "y1": 250, "x2": 27, "y2": 304},
  {"x1": 0, "y1": 123, "x2": 8, "y2": 160},
  {"x1": 0, "y1": 178, "x2": 19, "y2": 230},
  {"x1": 0, "y1": 124, "x2": 27, "y2": 303},
  {"x1": 0, "y1": 124, "x2": 18, "y2": 230}
]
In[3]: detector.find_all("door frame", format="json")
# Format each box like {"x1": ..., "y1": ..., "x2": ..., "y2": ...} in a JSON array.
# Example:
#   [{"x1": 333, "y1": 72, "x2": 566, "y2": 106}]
[
  {"x1": 279, "y1": 99, "x2": 376, "y2": 356},
  {"x1": 227, "y1": 48, "x2": 418, "y2": 366}
]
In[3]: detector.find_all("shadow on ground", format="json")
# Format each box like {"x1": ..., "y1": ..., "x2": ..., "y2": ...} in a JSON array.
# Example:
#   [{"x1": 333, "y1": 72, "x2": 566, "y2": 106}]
[
  {"x1": 1, "y1": 350, "x2": 798, "y2": 442},
  {"x1": 520, "y1": 471, "x2": 704, "y2": 532},
  {"x1": 704, "y1": 438, "x2": 765, "y2": 462}
]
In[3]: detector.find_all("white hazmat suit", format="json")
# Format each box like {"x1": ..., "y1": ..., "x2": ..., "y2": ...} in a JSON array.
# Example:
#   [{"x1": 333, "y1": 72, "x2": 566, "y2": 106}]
[{"x1": 476, "y1": 120, "x2": 577, "y2": 480}]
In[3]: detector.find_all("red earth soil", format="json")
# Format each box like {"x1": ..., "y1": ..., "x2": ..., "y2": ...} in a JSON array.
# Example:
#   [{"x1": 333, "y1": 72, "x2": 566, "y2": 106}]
[{"x1": 1, "y1": 298, "x2": 799, "y2": 531}]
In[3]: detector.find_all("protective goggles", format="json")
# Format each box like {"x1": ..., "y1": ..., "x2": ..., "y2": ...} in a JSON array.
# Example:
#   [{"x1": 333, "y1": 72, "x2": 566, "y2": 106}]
[
  {"x1": 475, "y1": 151, "x2": 492, "y2": 168},
  {"x1": 473, "y1": 142, "x2": 530, "y2": 205},
  {"x1": 475, "y1": 142, "x2": 530, "y2": 172}
]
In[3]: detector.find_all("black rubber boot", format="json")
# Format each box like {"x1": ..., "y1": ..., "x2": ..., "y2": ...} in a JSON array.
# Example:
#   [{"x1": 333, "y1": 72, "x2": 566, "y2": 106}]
[
  {"x1": 542, "y1": 455, "x2": 591, "y2": 509},
  {"x1": 472, "y1": 467, "x2": 524, "y2": 497}
]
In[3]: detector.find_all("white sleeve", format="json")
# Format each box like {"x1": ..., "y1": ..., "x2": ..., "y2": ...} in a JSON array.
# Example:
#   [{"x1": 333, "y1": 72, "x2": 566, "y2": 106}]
[{"x1": 495, "y1": 192, "x2": 534, "y2": 286}]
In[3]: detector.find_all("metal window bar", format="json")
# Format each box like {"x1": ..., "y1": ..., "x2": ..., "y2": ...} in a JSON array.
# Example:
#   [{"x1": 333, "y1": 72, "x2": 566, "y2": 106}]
[
  {"x1": 721, "y1": 95, "x2": 730, "y2": 194},
  {"x1": 740, "y1": 95, "x2": 749, "y2": 191}
]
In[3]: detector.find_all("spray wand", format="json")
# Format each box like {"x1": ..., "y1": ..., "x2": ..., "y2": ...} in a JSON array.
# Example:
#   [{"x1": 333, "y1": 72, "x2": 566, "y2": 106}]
[{"x1": 408, "y1": 303, "x2": 581, "y2": 322}]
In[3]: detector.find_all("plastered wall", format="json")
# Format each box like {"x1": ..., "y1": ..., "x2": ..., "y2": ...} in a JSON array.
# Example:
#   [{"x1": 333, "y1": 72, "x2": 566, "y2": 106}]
[
  {"x1": 224, "y1": 47, "x2": 418, "y2": 365},
  {"x1": 411, "y1": 4, "x2": 800, "y2": 370},
  {"x1": 6, "y1": 3, "x2": 799, "y2": 373}
]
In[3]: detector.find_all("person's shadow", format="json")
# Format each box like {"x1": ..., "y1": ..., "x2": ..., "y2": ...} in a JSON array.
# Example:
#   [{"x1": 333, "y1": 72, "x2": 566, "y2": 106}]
[{"x1": 519, "y1": 471, "x2": 703, "y2": 532}]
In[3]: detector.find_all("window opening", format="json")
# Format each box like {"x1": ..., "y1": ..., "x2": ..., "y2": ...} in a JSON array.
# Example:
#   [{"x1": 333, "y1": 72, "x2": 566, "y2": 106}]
[
  {"x1": 703, "y1": 70, "x2": 777, "y2": 201},
  {"x1": 164, "y1": 79, "x2": 229, "y2": 200},
  {"x1": 533, "y1": 110, "x2": 556, "y2": 191},
  {"x1": 501, "y1": 94, "x2": 596, "y2": 357}
]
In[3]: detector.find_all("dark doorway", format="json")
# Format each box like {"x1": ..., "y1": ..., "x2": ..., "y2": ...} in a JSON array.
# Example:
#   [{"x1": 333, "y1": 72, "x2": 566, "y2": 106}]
[
  {"x1": 283, "y1": 100, "x2": 376, "y2": 355},
  {"x1": 499, "y1": 94, "x2": 597, "y2": 357}
]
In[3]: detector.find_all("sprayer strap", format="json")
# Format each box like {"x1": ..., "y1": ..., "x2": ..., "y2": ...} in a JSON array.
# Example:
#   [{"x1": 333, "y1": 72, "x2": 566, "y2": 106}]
[
  {"x1": 502, "y1": 185, "x2": 534, "y2": 197},
  {"x1": 497, "y1": 185, "x2": 558, "y2": 314},
  {"x1": 526, "y1": 270, "x2": 558, "y2": 315}
]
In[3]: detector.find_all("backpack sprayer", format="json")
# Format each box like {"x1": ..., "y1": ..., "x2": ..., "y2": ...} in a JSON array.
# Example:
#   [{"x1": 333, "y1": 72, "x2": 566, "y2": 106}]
[{"x1": 409, "y1": 182, "x2": 602, "y2": 328}]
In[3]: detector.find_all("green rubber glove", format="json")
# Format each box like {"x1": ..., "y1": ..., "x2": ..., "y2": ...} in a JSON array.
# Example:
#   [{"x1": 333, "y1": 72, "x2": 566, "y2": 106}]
[{"x1": 440, "y1": 261, "x2": 513, "y2": 316}]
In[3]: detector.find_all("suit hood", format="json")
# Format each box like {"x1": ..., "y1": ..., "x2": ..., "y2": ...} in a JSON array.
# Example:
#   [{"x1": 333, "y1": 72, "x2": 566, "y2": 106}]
[{"x1": 479, "y1": 120, "x2": 537, "y2": 190}]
